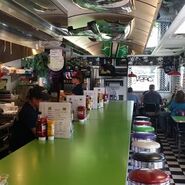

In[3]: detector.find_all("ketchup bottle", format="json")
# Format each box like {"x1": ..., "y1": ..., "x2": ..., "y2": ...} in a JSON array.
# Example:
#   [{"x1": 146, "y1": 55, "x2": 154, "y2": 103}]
[
  {"x1": 77, "y1": 106, "x2": 86, "y2": 121},
  {"x1": 36, "y1": 116, "x2": 47, "y2": 141}
]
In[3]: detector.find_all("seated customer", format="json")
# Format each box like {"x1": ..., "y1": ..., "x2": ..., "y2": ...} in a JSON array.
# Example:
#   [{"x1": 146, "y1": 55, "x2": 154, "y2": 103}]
[
  {"x1": 10, "y1": 85, "x2": 49, "y2": 151},
  {"x1": 143, "y1": 84, "x2": 162, "y2": 111},
  {"x1": 164, "y1": 90, "x2": 185, "y2": 136},
  {"x1": 61, "y1": 71, "x2": 84, "y2": 97},
  {"x1": 162, "y1": 88, "x2": 177, "y2": 110},
  {"x1": 128, "y1": 87, "x2": 140, "y2": 115},
  {"x1": 169, "y1": 90, "x2": 185, "y2": 116},
  {"x1": 127, "y1": 87, "x2": 140, "y2": 105}
]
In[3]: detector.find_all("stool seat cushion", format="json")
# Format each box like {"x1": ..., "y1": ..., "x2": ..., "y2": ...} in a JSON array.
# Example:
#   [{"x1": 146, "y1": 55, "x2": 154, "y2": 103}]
[
  {"x1": 132, "y1": 140, "x2": 160, "y2": 149},
  {"x1": 135, "y1": 116, "x2": 150, "y2": 121},
  {"x1": 132, "y1": 152, "x2": 165, "y2": 162},
  {"x1": 132, "y1": 133, "x2": 156, "y2": 140},
  {"x1": 133, "y1": 126, "x2": 155, "y2": 133},
  {"x1": 134, "y1": 120, "x2": 152, "y2": 126},
  {"x1": 128, "y1": 169, "x2": 169, "y2": 184}
]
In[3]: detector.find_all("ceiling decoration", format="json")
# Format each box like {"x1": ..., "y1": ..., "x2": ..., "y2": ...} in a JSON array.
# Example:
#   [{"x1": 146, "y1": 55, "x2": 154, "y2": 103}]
[
  {"x1": 68, "y1": 21, "x2": 102, "y2": 41},
  {"x1": 72, "y1": 0, "x2": 134, "y2": 13},
  {"x1": 97, "y1": 20, "x2": 131, "y2": 41},
  {"x1": 68, "y1": 19, "x2": 131, "y2": 42},
  {"x1": 0, "y1": 0, "x2": 162, "y2": 56},
  {"x1": 64, "y1": 0, "x2": 162, "y2": 55},
  {"x1": 101, "y1": 41, "x2": 112, "y2": 57},
  {"x1": 127, "y1": 55, "x2": 184, "y2": 77}
]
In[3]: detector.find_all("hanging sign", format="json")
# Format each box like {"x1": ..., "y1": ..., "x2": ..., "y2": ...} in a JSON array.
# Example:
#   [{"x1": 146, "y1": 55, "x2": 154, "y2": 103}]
[{"x1": 48, "y1": 49, "x2": 64, "y2": 71}]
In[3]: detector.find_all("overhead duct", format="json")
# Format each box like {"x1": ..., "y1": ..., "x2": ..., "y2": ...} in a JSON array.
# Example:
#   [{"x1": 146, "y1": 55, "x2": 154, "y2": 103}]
[{"x1": 0, "y1": 0, "x2": 69, "y2": 45}]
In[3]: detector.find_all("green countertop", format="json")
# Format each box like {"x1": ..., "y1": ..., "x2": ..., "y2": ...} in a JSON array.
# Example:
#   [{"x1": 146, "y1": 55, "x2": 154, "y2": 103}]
[
  {"x1": 172, "y1": 116, "x2": 185, "y2": 123},
  {"x1": 0, "y1": 101, "x2": 133, "y2": 185}
]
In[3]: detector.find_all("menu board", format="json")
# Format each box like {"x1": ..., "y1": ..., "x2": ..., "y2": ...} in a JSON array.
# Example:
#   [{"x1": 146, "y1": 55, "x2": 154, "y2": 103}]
[
  {"x1": 66, "y1": 95, "x2": 86, "y2": 120},
  {"x1": 39, "y1": 102, "x2": 72, "y2": 138}
]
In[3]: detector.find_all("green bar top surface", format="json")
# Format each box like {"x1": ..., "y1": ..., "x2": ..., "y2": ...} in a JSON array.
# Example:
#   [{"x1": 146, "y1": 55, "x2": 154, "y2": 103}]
[
  {"x1": 172, "y1": 116, "x2": 185, "y2": 123},
  {"x1": 0, "y1": 101, "x2": 133, "y2": 185}
]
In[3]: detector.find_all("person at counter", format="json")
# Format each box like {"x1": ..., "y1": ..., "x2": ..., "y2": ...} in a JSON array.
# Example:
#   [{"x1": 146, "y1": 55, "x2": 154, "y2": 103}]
[
  {"x1": 10, "y1": 85, "x2": 49, "y2": 151},
  {"x1": 71, "y1": 72, "x2": 84, "y2": 95},
  {"x1": 169, "y1": 90, "x2": 185, "y2": 116},
  {"x1": 61, "y1": 71, "x2": 84, "y2": 97},
  {"x1": 127, "y1": 87, "x2": 140, "y2": 114},
  {"x1": 127, "y1": 87, "x2": 140, "y2": 105}
]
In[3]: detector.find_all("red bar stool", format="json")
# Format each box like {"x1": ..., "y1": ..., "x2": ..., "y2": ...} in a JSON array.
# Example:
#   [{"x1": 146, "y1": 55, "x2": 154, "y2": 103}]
[
  {"x1": 133, "y1": 120, "x2": 152, "y2": 126},
  {"x1": 128, "y1": 169, "x2": 170, "y2": 185},
  {"x1": 132, "y1": 152, "x2": 165, "y2": 169},
  {"x1": 132, "y1": 140, "x2": 160, "y2": 153}
]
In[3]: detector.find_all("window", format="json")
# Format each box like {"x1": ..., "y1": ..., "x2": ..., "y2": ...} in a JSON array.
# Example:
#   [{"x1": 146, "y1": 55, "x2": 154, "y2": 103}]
[{"x1": 128, "y1": 66, "x2": 171, "y2": 92}]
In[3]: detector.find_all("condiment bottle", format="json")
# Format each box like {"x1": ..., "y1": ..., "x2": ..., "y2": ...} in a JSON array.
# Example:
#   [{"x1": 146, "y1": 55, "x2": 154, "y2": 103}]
[
  {"x1": 59, "y1": 90, "x2": 65, "y2": 102},
  {"x1": 36, "y1": 116, "x2": 47, "y2": 141},
  {"x1": 47, "y1": 119, "x2": 55, "y2": 140},
  {"x1": 77, "y1": 106, "x2": 86, "y2": 120}
]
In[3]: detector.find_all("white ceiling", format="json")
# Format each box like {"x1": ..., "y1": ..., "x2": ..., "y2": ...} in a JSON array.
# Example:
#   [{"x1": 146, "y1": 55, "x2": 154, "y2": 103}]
[{"x1": 152, "y1": 4, "x2": 185, "y2": 56}]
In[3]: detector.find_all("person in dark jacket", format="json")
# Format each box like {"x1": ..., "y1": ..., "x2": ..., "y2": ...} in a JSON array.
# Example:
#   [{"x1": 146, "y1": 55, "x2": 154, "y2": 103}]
[
  {"x1": 143, "y1": 84, "x2": 162, "y2": 108},
  {"x1": 71, "y1": 72, "x2": 84, "y2": 95},
  {"x1": 61, "y1": 71, "x2": 84, "y2": 97},
  {"x1": 10, "y1": 85, "x2": 49, "y2": 151}
]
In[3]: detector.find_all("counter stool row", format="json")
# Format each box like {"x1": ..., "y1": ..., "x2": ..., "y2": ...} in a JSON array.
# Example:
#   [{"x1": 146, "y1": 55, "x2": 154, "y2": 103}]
[{"x1": 128, "y1": 116, "x2": 170, "y2": 185}]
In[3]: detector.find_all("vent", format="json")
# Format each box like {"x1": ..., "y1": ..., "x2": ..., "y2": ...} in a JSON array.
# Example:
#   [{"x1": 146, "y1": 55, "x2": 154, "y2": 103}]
[
  {"x1": 172, "y1": 34, "x2": 185, "y2": 39},
  {"x1": 164, "y1": 47, "x2": 183, "y2": 50},
  {"x1": 39, "y1": 41, "x2": 62, "y2": 49}
]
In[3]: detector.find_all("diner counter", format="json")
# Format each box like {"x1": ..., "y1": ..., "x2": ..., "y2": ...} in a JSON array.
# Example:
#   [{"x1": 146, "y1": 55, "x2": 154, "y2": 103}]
[{"x1": 0, "y1": 101, "x2": 133, "y2": 185}]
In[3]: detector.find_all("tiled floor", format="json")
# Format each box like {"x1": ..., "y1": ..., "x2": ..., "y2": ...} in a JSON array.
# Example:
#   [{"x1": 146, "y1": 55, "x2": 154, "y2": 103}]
[{"x1": 128, "y1": 132, "x2": 185, "y2": 185}]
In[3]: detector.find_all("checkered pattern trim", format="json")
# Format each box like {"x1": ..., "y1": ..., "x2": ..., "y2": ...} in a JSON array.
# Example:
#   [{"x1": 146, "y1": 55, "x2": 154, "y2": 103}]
[{"x1": 128, "y1": 132, "x2": 185, "y2": 185}]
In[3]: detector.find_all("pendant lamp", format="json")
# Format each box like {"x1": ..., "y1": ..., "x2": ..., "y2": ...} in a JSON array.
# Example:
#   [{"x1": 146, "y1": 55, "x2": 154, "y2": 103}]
[
  {"x1": 168, "y1": 70, "x2": 181, "y2": 76},
  {"x1": 128, "y1": 71, "x2": 137, "y2": 77},
  {"x1": 168, "y1": 59, "x2": 181, "y2": 76}
]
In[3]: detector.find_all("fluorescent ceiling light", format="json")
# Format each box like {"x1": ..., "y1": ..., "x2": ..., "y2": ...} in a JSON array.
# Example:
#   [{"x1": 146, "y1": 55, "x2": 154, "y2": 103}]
[
  {"x1": 175, "y1": 20, "x2": 185, "y2": 34},
  {"x1": 146, "y1": 24, "x2": 159, "y2": 48},
  {"x1": 101, "y1": 33, "x2": 112, "y2": 40},
  {"x1": 121, "y1": 6, "x2": 132, "y2": 13}
]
